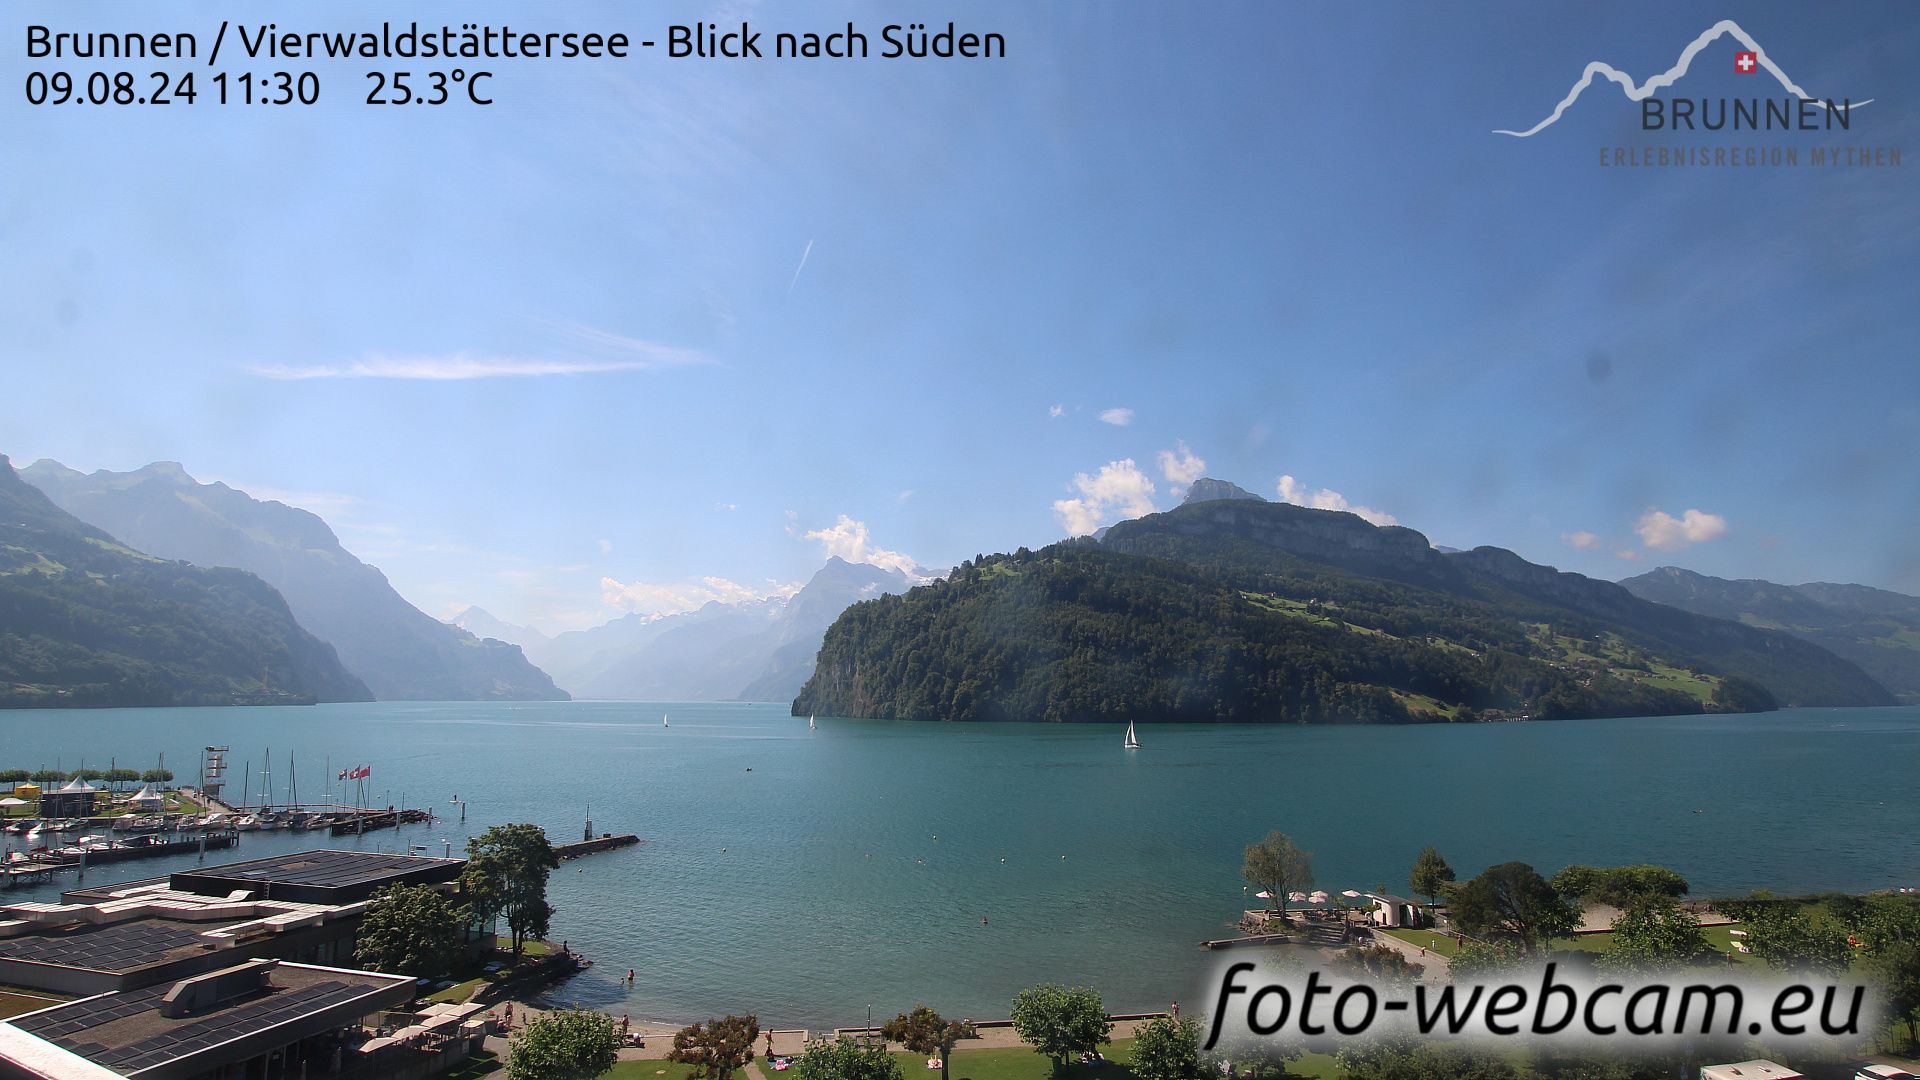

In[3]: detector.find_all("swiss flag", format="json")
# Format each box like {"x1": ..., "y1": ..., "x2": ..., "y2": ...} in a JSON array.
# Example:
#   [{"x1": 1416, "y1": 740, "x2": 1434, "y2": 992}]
[{"x1": 1734, "y1": 50, "x2": 1758, "y2": 74}]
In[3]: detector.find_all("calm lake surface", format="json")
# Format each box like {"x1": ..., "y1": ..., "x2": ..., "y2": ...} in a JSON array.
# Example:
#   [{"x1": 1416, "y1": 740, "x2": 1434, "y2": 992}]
[{"x1": 3, "y1": 702, "x2": 1917, "y2": 1028}]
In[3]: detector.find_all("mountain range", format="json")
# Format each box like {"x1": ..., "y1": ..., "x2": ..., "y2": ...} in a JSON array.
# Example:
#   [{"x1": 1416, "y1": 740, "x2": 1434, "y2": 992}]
[
  {"x1": 0, "y1": 455, "x2": 370, "y2": 708},
  {"x1": 453, "y1": 556, "x2": 916, "y2": 701},
  {"x1": 22, "y1": 459, "x2": 565, "y2": 702},
  {"x1": 1620, "y1": 566, "x2": 1920, "y2": 704},
  {"x1": 795, "y1": 479, "x2": 1895, "y2": 724}
]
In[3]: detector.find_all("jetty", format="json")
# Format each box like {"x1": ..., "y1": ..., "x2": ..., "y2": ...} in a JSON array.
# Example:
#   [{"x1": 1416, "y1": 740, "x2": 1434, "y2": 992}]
[
  {"x1": 1199, "y1": 932, "x2": 1293, "y2": 950},
  {"x1": 554, "y1": 835, "x2": 640, "y2": 860},
  {"x1": 328, "y1": 808, "x2": 434, "y2": 836}
]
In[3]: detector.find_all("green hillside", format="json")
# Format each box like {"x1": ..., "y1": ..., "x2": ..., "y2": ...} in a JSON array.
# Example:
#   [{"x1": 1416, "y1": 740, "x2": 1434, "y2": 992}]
[
  {"x1": 795, "y1": 494, "x2": 1891, "y2": 724},
  {"x1": 0, "y1": 455, "x2": 371, "y2": 709}
]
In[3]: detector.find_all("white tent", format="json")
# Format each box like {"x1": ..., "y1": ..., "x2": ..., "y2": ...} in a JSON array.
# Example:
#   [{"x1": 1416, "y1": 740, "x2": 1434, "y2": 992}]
[{"x1": 128, "y1": 785, "x2": 164, "y2": 809}]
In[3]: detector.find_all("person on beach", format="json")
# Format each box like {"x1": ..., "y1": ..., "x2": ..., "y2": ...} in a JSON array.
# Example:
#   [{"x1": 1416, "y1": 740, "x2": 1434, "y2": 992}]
[
  {"x1": 621, "y1": 1014, "x2": 629, "y2": 1037},
  {"x1": 1171, "y1": 1000, "x2": 1179, "y2": 1018}
]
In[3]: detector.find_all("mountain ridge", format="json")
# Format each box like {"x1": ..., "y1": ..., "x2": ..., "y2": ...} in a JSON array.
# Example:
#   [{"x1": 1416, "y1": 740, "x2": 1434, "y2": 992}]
[
  {"x1": 22, "y1": 459, "x2": 566, "y2": 702},
  {"x1": 0, "y1": 455, "x2": 371, "y2": 708},
  {"x1": 796, "y1": 491, "x2": 1891, "y2": 724}
]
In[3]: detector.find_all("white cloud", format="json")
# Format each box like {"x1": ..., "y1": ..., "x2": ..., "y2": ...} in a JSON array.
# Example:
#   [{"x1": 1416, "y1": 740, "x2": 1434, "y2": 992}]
[
  {"x1": 251, "y1": 324, "x2": 710, "y2": 382},
  {"x1": 1275, "y1": 474, "x2": 1399, "y2": 526},
  {"x1": 1098, "y1": 407, "x2": 1134, "y2": 427},
  {"x1": 897, "y1": 489, "x2": 914, "y2": 502},
  {"x1": 596, "y1": 538, "x2": 614, "y2": 555},
  {"x1": 802, "y1": 514, "x2": 923, "y2": 576},
  {"x1": 715, "y1": 502, "x2": 738, "y2": 511},
  {"x1": 1561, "y1": 531, "x2": 1601, "y2": 550},
  {"x1": 1635, "y1": 507, "x2": 1729, "y2": 550},
  {"x1": 598, "y1": 574, "x2": 797, "y2": 616},
  {"x1": 1053, "y1": 458, "x2": 1158, "y2": 537},
  {"x1": 1156, "y1": 441, "x2": 1206, "y2": 490},
  {"x1": 1048, "y1": 405, "x2": 1064, "y2": 419},
  {"x1": 1616, "y1": 549, "x2": 1640, "y2": 561}
]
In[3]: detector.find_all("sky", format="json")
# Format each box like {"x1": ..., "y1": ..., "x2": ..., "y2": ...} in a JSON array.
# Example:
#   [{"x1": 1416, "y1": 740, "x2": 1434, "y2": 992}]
[{"x1": 5, "y1": 1, "x2": 1917, "y2": 633}]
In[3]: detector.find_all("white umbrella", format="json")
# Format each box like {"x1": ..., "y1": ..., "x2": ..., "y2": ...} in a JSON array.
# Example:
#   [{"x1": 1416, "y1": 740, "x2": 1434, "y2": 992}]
[
  {"x1": 1341, "y1": 890, "x2": 1363, "y2": 898},
  {"x1": 1288, "y1": 892, "x2": 1308, "y2": 903},
  {"x1": 1254, "y1": 891, "x2": 1273, "y2": 899},
  {"x1": 1309, "y1": 891, "x2": 1331, "y2": 904},
  {"x1": 0, "y1": 798, "x2": 26, "y2": 807}
]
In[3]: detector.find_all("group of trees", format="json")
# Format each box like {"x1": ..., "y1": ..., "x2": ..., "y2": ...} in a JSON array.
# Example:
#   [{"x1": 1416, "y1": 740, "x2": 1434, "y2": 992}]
[
  {"x1": 354, "y1": 822, "x2": 558, "y2": 980},
  {"x1": 0, "y1": 766, "x2": 174, "y2": 787},
  {"x1": 461, "y1": 822, "x2": 560, "y2": 955}
]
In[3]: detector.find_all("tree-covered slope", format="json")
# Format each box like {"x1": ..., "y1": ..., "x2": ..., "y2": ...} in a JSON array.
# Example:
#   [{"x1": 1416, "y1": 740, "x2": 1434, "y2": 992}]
[
  {"x1": 23, "y1": 459, "x2": 565, "y2": 702},
  {"x1": 0, "y1": 456, "x2": 371, "y2": 708},
  {"x1": 796, "y1": 498, "x2": 1891, "y2": 724}
]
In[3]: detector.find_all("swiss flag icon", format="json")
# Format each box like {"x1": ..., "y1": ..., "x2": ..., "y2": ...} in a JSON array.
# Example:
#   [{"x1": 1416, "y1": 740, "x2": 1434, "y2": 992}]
[{"x1": 1734, "y1": 50, "x2": 1759, "y2": 74}]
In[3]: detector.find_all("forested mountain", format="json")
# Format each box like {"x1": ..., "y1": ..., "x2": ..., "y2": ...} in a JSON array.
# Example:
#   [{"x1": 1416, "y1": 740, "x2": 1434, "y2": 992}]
[
  {"x1": 796, "y1": 487, "x2": 1892, "y2": 724},
  {"x1": 1621, "y1": 566, "x2": 1920, "y2": 703},
  {"x1": 23, "y1": 459, "x2": 565, "y2": 702},
  {"x1": 0, "y1": 455, "x2": 371, "y2": 708}
]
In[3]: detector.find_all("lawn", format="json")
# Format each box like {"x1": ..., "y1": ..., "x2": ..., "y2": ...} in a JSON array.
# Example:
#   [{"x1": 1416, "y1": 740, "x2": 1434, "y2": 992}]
[
  {"x1": 1378, "y1": 927, "x2": 1459, "y2": 957},
  {"x1": 604, "y1": 1063, "x2": 709, "y2": 1079},
  {"x1": 426, "y1": 937, "x2": 560, "y2": 1004},
  {"x1": 0, "y1": 988, "x2": 68, "y2": 1021}
]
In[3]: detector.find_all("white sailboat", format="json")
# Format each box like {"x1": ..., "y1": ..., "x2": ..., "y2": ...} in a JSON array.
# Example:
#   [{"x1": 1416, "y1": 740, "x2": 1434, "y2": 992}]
[
  {"x1": 662, "y1": 713, "x2": 669, "y2": 729},
  {"x1": 1123, "y1": 720, "x2": 1140, "y2": 750},
  {"x1": 808, "y1": 715, "x2": 816, "y2": 731}
]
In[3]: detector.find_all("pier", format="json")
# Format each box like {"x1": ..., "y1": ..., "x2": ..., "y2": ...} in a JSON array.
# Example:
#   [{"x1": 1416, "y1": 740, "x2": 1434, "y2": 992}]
[{"x1": 554, "y1": 835, "x2": 641, "y2": 860}]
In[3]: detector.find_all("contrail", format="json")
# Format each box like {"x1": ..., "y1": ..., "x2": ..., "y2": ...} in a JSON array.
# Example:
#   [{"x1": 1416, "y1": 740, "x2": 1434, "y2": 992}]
[
  {"x1": 787, "y1": 238, "x2": 814, "y2": 293},
  {"x1": 1496, "y1": 19, "x2": 1870, "y2": 137}
]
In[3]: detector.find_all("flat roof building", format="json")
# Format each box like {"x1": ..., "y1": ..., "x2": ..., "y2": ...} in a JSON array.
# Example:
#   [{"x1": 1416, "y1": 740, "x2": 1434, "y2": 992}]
[
  {"x1": 164, "y1": 850, "x2": 464, "y2": 906},
  {"x1": 0, "y1": 958, "x2": 417, "y2": 1080}
]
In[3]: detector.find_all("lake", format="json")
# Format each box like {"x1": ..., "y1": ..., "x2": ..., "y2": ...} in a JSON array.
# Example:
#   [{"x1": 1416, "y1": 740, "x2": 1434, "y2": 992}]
[{"x1": 3, "y1": 702, "x2": 1916, "y2": 1029}]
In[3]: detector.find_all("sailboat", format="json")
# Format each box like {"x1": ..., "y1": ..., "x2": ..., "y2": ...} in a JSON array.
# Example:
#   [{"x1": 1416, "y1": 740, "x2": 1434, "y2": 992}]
[
  {"x1": 808, "y1": 715, "x2": 816, "y2": 731},
  {"x1": 1123, "y1": 720, "x2": 1140, "y2": 750},
  {"x1": 662, "y1": 713, "x2": 669, "y2": 729}
]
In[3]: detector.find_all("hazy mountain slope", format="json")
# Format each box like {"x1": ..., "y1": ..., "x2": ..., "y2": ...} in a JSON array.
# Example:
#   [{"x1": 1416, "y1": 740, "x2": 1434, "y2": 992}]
[
  {"x1": 23, "y1": 460, "x2": 565, "y2": 702},
  {"x1": 493, "y1": 557, "x2": 914, "y2": 700},
  {"x1": 797, "y1": 496, "x2": 1890, "y2": 724},
  {"x1": 0, "y1": 455, "x2": 370, "y2": 708},
  {"x1": 1622, "y1": 566, "x2": 1920, "y2": 703}
]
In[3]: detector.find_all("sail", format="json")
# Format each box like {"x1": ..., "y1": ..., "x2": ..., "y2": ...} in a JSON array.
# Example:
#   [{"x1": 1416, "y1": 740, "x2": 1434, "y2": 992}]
[{"x1": 1124, "y1": 720, "x2": 1140, "y2": 748}]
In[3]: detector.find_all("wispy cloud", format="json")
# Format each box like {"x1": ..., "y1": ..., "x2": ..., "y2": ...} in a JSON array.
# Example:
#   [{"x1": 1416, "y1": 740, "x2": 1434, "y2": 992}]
[
  {"x1": 1048, "y1": 404, "x2": 1065, "y2": 419},
  {"x1": 788, "y1": 238, "x2": 815, "y2": 293},
  {"x1": 1098, "y1": 407, "x2": 1134, "y2": 427},
  {"x1": 1636, "y1": 507, "x2": 1728, "y2": 550},
  {"x1": 1561, "y1": 530, "x2": 1601, "y2": 550},
  {"x1": 600, "y1": 575, "x2": 799, "y2": 616},
  {"x1": 250, "y1": 351, "x2": 705, "y2": 381}
]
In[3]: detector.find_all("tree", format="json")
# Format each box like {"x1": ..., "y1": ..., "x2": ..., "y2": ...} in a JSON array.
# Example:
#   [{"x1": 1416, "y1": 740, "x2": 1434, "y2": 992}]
[
  {"x1": 1409, "y1": 847, "x2": 1455, "y2": 911},
  {"x1": 104, "y1": 767, "x2": 141, "y2": 791},
  {"x1": 1841, "y1": 895, "x2": 1920, "y2": 1048},
  {"x1": 506, "y1": 1009, "x2": 618, "y2": 1080},
  {"x1": 141, "y1": 768, "x2": 175, "y2": 785},
  {"x1": 1129, "y1": 1015, "x2": 1205, "y2": 1080},
  {"x1": 669, "y1": 1014, "x2": 760, "y2": 1080},
  {"x1": 881, "y1": 1005, "x2": 974, "y2": 1080},
  {"x1": 1448, "y1": 941, "x2": 1523, "y2": 979},
  {"x1": 1550, "y1": 864, "x2": 1688, "y2": 907},
  {"x1": 1242, "y1": 831, "x2": 1313, "y2": 916},
  {"x1": 1009, "y1": 984, "x2": 1111, "y2": 1075},
  {"x1": 793, "y1": 1035, "x2": 903, "y2": 1080},
  {"x1": 1597, "y1": 896, "x2": 1714, "y2": 973},
  {"x1": 463, "y1": 823, "x2": 559, "y2": 955},
  {"x1": 1447, "y1": 862, "x2": 1579, "y2": 955},
  {"x1": 31, "y1": 769, "x2": 64, "y2": 784},
  {"x1": 354, "y1": 883, "x2": 466, "y2": 979},
  {"x1": 1717, "y1": 893, "x2": 1852, "y2": 975},
  {"x1": 0, "y1": 769, "x2": 29, "y2": 784},
  {"x1": 1329, "y1": 945, "x2": 1422, "y2": 985}
]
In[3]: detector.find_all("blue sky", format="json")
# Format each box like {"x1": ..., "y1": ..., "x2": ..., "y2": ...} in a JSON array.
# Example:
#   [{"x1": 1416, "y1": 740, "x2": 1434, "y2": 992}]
[{"x1": 5, "y1": 1, "x2": 1916, "y2": 631}]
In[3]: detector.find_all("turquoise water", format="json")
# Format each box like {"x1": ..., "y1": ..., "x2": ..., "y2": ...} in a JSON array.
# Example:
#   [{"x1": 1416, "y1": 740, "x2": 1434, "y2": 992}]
[{"x1": 3, "y1": 702, "x2": 1917, "y2": 1029}]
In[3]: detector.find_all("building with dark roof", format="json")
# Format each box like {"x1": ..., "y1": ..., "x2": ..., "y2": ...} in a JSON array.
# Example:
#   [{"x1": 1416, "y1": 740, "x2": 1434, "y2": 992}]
[
  {"x1": 0, "y1": 959, "x2": 418, "y2": 1080},
  {"x1": 2, "y1": 850, "x2": 471, "y2": 998},
  {"x1": 164, "y1": 850, "x2": 464, "y2": 906}
]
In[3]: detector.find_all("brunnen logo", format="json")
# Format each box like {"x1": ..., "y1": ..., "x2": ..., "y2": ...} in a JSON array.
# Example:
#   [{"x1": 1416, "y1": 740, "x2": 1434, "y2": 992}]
[{"x1": 1495, "y1": 19, "x2": 1899, "y2": 169}]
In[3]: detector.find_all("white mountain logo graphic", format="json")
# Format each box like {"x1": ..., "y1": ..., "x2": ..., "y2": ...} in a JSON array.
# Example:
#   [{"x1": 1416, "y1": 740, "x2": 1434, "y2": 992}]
[{"x1": 1496, "y1": 19, "x2": 1869, "y2": 137}]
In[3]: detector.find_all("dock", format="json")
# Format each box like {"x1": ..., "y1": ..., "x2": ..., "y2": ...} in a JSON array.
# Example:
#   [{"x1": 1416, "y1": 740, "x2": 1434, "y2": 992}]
[
  {"x1": 554, "y1": 835, "x2": 641, "y2": 860},
  {"x1": 2, "y1": 862, "x2": 57, "y2": 889},
  {"x1": 1199, "y1": 933, "x2": 1294, "y2": 950},
  {"x1": 327, "y1": 808, "x2": 434, "y2": 836}
]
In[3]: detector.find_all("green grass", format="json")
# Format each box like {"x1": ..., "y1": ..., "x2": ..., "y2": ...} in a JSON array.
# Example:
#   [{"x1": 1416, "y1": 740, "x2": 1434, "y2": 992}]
[
  {"x1": 424, "y1": 938, "x2": 558, "y2": 1004},
  {"x1": 603, "y1": 1063, "x2": 711, "y2": 1079},
  {"x1": 440, "y1": 1050, "x2": 503, "y2": 1078},
  {"x1": 0, "y1": 989, "x2": 68, "y2": 1020},
  {"x1": 1378, "y1": 927, "x2": 1459, "y2": 957}
]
